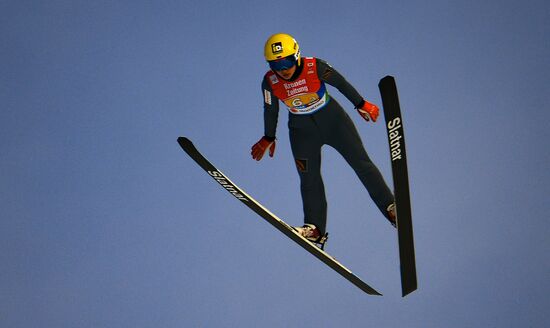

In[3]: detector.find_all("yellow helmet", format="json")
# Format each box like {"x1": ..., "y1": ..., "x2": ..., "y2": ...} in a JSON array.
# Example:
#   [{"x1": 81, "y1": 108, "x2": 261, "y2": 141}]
[{"x1": 264, "y1": 33, "x2": 300, "y2": 62}]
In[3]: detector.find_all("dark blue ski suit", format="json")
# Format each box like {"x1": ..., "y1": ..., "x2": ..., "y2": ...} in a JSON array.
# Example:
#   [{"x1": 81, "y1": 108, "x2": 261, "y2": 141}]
[{"x1": 261, "y1": 57, "x2": 394, "y2": 234}]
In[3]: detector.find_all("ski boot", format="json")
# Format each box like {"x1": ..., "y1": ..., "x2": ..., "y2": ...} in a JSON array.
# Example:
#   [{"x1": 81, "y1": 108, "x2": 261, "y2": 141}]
[
  {"x1": 294, "y1": 224, "x2": 329, "y2": 250},
  {"x1": 387, "y1": 203, "x2": 397, "y2": 228}
]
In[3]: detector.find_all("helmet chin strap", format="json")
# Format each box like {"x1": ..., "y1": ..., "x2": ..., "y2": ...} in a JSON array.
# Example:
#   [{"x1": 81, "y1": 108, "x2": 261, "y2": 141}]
[{"x1": 291, "y1": 57, "x2": 303, "y2": 79}]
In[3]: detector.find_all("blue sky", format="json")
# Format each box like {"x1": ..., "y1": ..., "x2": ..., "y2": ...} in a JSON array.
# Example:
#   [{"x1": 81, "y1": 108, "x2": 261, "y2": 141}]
[{"x1": 1, "y1": 1, "x2": 549, "y2": 327}]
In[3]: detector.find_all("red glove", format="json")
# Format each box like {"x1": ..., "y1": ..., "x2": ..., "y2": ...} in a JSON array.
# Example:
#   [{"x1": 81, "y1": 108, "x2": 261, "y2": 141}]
[
  {"x1": 357, "y1": 99, "x2": 380, "y2": 122},
  {"x1": 251, "y1": 136, "x2": 276, "y2": 161}
]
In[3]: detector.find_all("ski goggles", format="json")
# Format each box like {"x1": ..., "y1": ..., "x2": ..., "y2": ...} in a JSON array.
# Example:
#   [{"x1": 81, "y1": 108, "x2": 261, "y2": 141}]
[{"x1": 268, "y1": 55, "x2": 297, "y2": 71}]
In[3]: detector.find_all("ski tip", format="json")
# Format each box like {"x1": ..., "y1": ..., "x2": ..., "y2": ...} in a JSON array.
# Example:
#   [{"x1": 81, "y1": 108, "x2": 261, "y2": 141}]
[
  {"x1": 177, "y1": 136, "x2": 192, "y2": 147},
  {"x1": 379, "y1": 75, "x2": 396, "y2": 87}
]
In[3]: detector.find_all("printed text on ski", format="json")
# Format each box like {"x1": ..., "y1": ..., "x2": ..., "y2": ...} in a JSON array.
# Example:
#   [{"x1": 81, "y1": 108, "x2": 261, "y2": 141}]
[
  {"x1": 208, "y1": 171, "x2": 249, "y2": 202},
  {"x1": 387, "y1": 118, "x2": 403, "y2": 161}
]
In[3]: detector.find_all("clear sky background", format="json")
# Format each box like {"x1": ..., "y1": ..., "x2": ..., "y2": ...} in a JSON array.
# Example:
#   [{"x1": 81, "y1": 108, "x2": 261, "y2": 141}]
[{"x1": 2, "y1": 1, "x2": 549, "y2": 327}]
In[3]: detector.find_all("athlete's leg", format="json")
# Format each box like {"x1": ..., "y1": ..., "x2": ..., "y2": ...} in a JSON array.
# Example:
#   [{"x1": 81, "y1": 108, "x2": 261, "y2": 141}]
[
  {"x1": 289, "y1": 118, "x2": 328, "y2": 234},
  {"x1": 326, "y1": 108, "x2": 395, "y2": 219}
]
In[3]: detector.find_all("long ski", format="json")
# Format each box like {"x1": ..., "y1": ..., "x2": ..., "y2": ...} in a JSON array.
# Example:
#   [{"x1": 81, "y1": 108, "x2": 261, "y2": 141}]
[
  {"x1": 177, "y1": 137, "x2": 382, "y2": 296},
  {"x1": 379, "y1": 75, "x2": 418, "y2": 297}
]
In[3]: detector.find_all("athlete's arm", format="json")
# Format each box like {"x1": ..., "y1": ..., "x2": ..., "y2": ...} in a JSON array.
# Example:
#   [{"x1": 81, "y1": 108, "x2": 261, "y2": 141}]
[
  {"x1": 316, "y1": 58, "x2": 364, "y2": 108},
  {"x1": 317, "y1": 58, "x2": 379, "y2": 122},
  {"x1": 261, "y1": 77, "x2": 280, "y2": 138}
]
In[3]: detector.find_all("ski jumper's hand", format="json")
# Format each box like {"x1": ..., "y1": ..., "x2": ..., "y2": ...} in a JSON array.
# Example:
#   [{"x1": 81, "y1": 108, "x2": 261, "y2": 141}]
[
  {"x1": 357, "y1": 99, "x2": 380, "y2": 122},
  {"x1": 251, "y1": 136, "x2": 276, "y2": 161}
]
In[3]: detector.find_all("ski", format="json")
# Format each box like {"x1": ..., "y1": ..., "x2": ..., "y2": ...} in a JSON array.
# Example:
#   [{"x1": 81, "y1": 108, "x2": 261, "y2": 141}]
[
  {"x1": 177, "y1": 136, "x2": 382, "y2": 296},
  {"x1": 379, "y1": 75, "x2": 418, "y2": 297}
]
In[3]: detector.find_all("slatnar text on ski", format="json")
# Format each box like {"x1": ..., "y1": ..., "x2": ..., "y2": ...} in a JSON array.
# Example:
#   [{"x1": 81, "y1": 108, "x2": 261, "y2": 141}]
[
  {"x1": 207, "y1": 171, "x2": 248, "y2": 202},
  {"x1": 387, "y1": 118, "x2": 403, "y2": 162}
]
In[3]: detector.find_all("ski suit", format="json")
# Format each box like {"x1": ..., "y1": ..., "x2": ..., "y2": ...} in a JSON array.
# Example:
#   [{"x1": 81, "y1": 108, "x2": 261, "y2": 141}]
[{"x1": 261, "y1": 57, "x2": 394, "y2": 234}]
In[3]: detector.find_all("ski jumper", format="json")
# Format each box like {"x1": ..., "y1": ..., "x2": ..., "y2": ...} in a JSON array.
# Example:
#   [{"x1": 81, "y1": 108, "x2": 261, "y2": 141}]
[{"x1": 261, "y1": 57, "x2": 395, "y2": 234}]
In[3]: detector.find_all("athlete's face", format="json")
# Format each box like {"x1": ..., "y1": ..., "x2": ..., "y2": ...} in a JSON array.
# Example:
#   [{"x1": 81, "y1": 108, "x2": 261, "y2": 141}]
[{"x1": 276, "y1": 65, "x2": 296, "y2": 80}]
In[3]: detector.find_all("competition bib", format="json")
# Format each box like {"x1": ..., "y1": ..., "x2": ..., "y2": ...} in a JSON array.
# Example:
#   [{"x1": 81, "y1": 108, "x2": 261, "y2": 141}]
[{"x1": 265, "y1": 57, "x2": 329, "y2": 115}]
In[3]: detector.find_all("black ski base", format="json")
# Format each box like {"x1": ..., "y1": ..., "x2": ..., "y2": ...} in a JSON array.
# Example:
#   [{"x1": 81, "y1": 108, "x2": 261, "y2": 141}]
[
  {"x1": 177, "y1": 137, "x2": 382, "y2": 296},
  {"x1": 379, "y1": 75, "x2": 418, "y2": 297}
]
